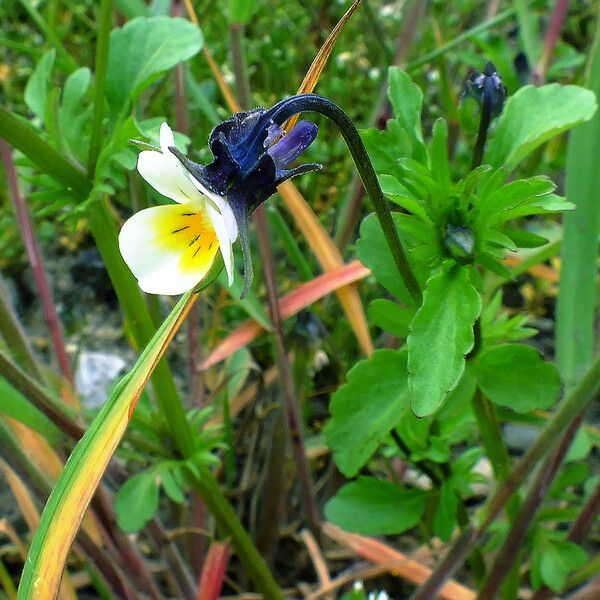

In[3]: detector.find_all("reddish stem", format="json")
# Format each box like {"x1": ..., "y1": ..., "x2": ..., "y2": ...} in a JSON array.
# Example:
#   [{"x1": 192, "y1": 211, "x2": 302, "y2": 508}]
[
  {"x1": 533, "y1": 0, "x2": 570, "y2": 85},
  {"x1": 0, "y1": 139, "x2": 74, "y2": 385}
]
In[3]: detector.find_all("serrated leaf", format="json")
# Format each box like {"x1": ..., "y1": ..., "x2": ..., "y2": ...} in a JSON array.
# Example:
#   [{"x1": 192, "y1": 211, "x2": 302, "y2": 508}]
[
  {"x1": 361, "y1": 120, "x2": 411, "y2": 180},
  {"x1": 115, "y1": 471, "x2": 159, "y2": 533},
  {"x1": 407, "y1": 265, "x2": 481, "y2": 417},
  {"x1": 324, "y1": 477, "x2": 428, "y2": 535},
  {"x1": 325, "y1": 349, "x2": 410, "y2": 476},
  {"x1": 24, "y1": 49, "x2": 56, "y2": 121},
  {"x1": 476, "y1": 344, "x2": 561, "y2": 413},
  {"x1": 485, "y1": 84, "x2": 597, "y2": 171},
  {"x1": 105, "y1": 16, "x2": 203, "y2": 117},
  {"x1": 387, "y1": 67, "x2": 427, "y2": 163}
]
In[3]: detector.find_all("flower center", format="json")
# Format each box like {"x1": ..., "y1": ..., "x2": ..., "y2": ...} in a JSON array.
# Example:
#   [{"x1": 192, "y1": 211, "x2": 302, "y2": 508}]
[{"x1": 153, "y1": 206, "x2": 219, "y2": 274}]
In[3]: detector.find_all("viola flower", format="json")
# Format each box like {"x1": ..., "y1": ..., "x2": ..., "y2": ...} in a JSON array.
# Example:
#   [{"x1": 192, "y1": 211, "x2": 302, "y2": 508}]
[
  {"x1": 119, "y1": 123, "x2": 238, "y2": 295},
  {"x1": 119, "y1": 102, "x2": 320, "y2": 296}
]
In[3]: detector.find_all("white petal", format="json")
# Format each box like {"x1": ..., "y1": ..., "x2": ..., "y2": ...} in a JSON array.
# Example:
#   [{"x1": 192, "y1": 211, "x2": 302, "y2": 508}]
[
  {"x1": 118, "y1": 203, "x2": 219, "y2": 295},
  {"x1": 187, "y1": 174, "x2": 237, "y2": 237},
  {"x1": 206, "y1": 202, "x2": 236, "y2": 285},
  {"x1": 159, "y1": 122, "x2": 175, "y2": 155},
  {"x1": 137, "y1": 150, "x2": 201, "y2": 205}
]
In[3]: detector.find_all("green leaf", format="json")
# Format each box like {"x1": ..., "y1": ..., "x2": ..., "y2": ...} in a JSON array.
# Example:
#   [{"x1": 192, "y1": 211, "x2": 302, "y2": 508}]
[
  {"x1": 0, "y1": 377, "x2": 62, "y2": 444},
  {"x1": 361, "y1": 120, "x2": 411, "y2": 180},
  {"x1": 485, "y1": 84, "x2": 597, "y2": 171},
  {"x1": 59, "y1": 67, "x2": 92, "y2": 160},
  {"x1": 115, "y1": 470, "x2": 159, "y2": 533},
  {"x1": 105, "y1": 16, "x2": 203, "y2": 118},
  {"x1": 433, "y1": 479, "x2": 458, "y2": 542},
  {"x1": 476, "y1": 344, "x2": 561, "y2": 413},
  {"x1": 356, "y1": 213, "x2": 417, "y2": 306},
  {"x1": 538, "y1": 538, "x2": 587, "y2": 593},
  {"x1": 429, "y1": 118, "x2": 451, "y2": 193},
  {"x1": 228, "y1": 0, "x2": 256, "y2": 23},
  {"x1": 325, "y1": 349, "x2": 410, "y2": 477},
  {"x1": 367, "y1": 299, "x2": 413, "y2": 338},
  {"x1": 387, "y1": 67, "x2": 427, "y2": 163},
  {"x1": 324, "y1": 477, "x2": 428, "y2": 535},
  {"x1": 158, "y1": 462, "x2": 186, "y2": 504},
  {"x1": 24, "y1": 49, "x2": 56, "y2": 121},
  {"x1": 407, "y1": 265, "x2": 481, "y2": 417}
]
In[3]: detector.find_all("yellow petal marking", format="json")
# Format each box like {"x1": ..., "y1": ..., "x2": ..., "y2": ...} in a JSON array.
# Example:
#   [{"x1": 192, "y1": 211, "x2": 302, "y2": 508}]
[{"x1": 153, "y1": 206, "x2": 219, "y2": 274}]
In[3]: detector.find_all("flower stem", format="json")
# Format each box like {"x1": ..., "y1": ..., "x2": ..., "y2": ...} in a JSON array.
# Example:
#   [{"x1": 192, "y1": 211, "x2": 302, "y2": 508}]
[
  {"x1": 470, "y1": 77, "x2": 493, "y2": 171},
  {"x1": 268, "y1": 94, "x2": 421, "y2": 305},
  {"x1": 88, "y1": 0, "x2": 114, "y2": 176}
]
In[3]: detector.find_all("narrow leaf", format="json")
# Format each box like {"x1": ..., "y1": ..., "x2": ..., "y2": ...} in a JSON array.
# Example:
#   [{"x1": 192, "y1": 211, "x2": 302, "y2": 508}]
[
  {"x1": 556, "y1": 35, "x2": 600, "y2": 390},
  {"x1": 17, "y1": 292, "x2": 197, "y2": 600}
]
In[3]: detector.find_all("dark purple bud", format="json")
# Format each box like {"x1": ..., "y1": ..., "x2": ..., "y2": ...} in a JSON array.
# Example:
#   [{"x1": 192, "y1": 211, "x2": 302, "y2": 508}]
[
  {"x1": 464, "y1": 61, "x2": 507, "y2": 119},
  {"x1": 267, "y1": 120, "x2": 318, "y2": 169}
]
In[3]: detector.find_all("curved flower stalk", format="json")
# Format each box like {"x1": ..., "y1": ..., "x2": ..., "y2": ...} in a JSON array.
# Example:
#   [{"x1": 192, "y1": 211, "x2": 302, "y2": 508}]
[{"x1": 120, "y1": 93, "x2": 419, "y2": 302}]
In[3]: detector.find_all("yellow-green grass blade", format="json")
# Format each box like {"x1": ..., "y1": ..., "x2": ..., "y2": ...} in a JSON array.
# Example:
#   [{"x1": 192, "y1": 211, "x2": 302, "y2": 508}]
[{"x1": 17, "y1": 291, "x2": 197, "y2": 600}]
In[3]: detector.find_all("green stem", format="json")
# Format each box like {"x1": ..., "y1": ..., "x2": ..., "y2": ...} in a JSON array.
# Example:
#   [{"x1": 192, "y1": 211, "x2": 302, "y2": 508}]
[
  {"x1": 88, "y1": 0, "x2": 114, "y2": 176},
  {"x1": 0, "y1": 106, "x2": 90, "y2": 197},
  {"x1": 188, "y1": 463, "x2": 284, "y2": 600},
  {"x1": 0, "y1": 278, "x2": 43, "y2": 381},
  {"x1": 472, "y1": 388, "x2": 511, "y2": 482},
  {"x1": 17, "y1": 0, "x2": 78, "y2": 72},
  {"x1": 471, "y1": 387, "x2": 520, "y2": 597},
  {"x1": 0, "y1": 556, "x2": 17, "y2": 600},
  {"x1": 0, "y1": 347, "x2": 83, "y2": 440},
  {"x1": 406, "y1": 8, "x2": 516, "y2": 73}
]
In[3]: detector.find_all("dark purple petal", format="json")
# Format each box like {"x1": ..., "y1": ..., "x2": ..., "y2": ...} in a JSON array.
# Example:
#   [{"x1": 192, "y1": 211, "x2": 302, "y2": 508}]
[{"x1": 267, "y1": 120, "x2": 318, "y2": 169}]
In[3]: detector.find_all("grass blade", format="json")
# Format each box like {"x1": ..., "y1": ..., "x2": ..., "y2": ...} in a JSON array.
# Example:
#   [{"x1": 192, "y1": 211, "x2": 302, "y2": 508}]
[
  {"x1": 555, "y1": 23, "x2": 600, "y2": 389},
  {"x1": 17, "y1": 292, "x2": 197, "y2": 600}
]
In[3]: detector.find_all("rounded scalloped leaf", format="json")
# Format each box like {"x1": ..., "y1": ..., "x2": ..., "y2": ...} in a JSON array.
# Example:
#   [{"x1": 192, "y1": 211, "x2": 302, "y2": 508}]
[{"x1": 324, "y1": 349, "x2": 410, "y2": 477}]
